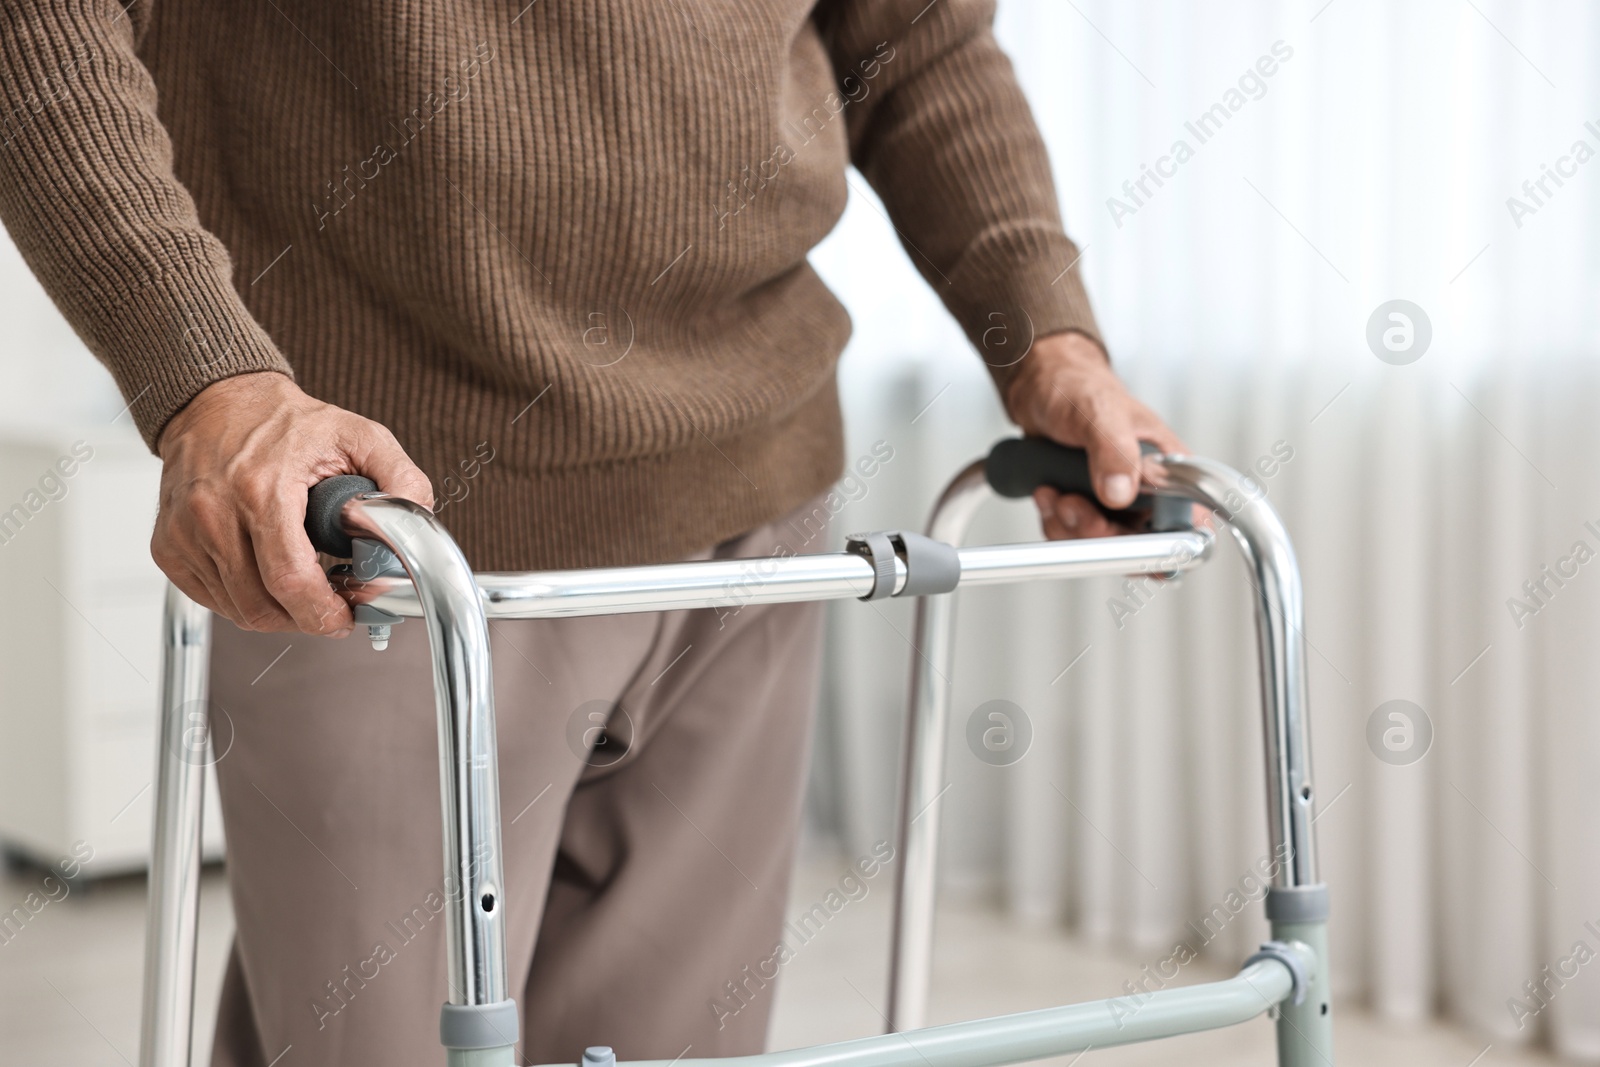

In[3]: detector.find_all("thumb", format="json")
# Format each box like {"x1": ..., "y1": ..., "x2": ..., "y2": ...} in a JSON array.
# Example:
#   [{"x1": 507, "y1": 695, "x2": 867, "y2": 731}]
[
  {"x1": 1079, "y1": 405, "x2": 1142, "y2": 510},
  {"x1": 348, "y1": 425, "x2": 436, "y2": 511}
]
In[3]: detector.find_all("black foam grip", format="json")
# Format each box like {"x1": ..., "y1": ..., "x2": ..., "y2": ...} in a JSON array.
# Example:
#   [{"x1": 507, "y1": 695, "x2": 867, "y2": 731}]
[
  {"x1": 984, "y1": 437, "x2": 1191, "y2": 531},
  {"x1": 986, "y1": 437, "x2": 1098, "y2": 499},
  {"x1": 305, "y1": 475, "x2": 378, "y2": 557}
]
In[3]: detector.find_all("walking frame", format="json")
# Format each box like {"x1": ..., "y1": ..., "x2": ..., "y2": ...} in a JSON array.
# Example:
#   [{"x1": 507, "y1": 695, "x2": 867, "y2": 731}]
[{"x1": 137, "y1": 437, "x2": 1334, "y2": 1067}]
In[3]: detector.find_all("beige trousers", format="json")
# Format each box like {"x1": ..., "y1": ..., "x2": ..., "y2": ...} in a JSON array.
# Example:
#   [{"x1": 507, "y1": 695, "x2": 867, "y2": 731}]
[{"x1": 205, "y1": 502, "x2": 825, "y2": 1067}]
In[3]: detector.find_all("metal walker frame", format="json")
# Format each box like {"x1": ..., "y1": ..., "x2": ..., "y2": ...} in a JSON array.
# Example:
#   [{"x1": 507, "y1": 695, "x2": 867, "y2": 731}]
[{"x1": 138, "y1": 439, "x2": 1334, "y2": 1067}]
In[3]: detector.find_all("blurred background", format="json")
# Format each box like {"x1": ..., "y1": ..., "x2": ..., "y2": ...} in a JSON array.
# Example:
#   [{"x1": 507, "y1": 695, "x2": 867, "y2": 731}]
[{"x1": 2, "y1": 0, "x2": 1598, "y2": 1064}]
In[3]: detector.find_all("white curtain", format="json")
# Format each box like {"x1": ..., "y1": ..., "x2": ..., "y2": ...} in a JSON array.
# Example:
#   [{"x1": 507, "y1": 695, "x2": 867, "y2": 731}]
[{"x1": 808, "y1": 0, "x2": 1600, "y2": 1060}]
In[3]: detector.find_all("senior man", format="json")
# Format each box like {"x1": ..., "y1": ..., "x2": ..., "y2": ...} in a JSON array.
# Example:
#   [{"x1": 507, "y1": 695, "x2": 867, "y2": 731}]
[{"x1": 0, "y1": 2, "x2": 1182, "y2": 1064}]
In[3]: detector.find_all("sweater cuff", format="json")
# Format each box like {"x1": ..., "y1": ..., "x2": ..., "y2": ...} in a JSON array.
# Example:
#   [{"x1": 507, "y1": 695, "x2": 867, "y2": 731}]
[
  {"x1": 76, "y1": 264, "x2": 294, "y2": 450},
  {"x1": 942, "y1": 224, "x2": 1103, "y2": 398}
]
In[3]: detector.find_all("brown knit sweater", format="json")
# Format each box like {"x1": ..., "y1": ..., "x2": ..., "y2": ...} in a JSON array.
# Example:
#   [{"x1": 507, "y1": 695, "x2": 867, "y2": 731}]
[{"x1": 0, "y1": 0, "x2": 1098, "y2": 570}]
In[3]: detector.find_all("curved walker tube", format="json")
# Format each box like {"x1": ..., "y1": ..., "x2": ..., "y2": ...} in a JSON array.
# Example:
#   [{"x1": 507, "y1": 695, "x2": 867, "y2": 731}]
[
  {"x1": 340, "y1": 497, "x2": 518, "y2": 1065},
  {"x1": 138, "y1": 451, "x2": 1329, "y2": 1067},
  {"x1": 885, "y1": 454, "x2": 1334, "y2": 1066},
  {"x1": 140, "y1": 495, "x2": 519, "y2": 1067}
]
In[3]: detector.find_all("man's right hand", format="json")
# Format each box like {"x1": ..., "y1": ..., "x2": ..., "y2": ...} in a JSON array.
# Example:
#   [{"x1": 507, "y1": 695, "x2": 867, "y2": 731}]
[{"x1": 152, "y1": 372, "x2": 434, "y2": 636}]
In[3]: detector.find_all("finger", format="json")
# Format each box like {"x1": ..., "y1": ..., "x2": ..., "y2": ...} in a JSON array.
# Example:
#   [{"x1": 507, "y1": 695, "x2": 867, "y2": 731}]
[
  {"x1": 1131, "y1": 420, "x2": 1186, "y2": 482},
  {"x1": 153, "y1": 505, "x2": 248, "y2": 626},
  {"x1": 1125, "y1": 418, "x2": 1205, "y2": 531},
  {"x1": 1053, "y1": 494, "x2": 1124, "y2": 539},
  {"x1": 185, "y1": 500, "x2": 296, "y2": 631},
  {"x1": 183, "y1": 544, "x2": 256, "y2": 630},
  {"x1": 346, "y1": 425, "x2": 435, "y2": 510},
  {"x1": 164, "y1": 558, "x2": 231, "y2": 620},
  {"x1": 252, "y1": 488, "x2": 354, "y2": 637},
  {"x1": 207, "y1": 521, "x2": 301, "y2": 633},
  {"x1": 1033, "y1": 486, "x2": 1062, "y2": 525},
  {"x1": 153, "y1": 528, "x2": 219, "y2": 613},
  {"x1": 1074, "y1": 397, "x2": 1143, "y2": 510},
  {"x1": 1132, "y1": 415, "x2": 1187, "y2": 458},
  {"x1": 1037, "y1": 492, "x2": 1113, "y2": 540},
  {"x1": 1034, "y1": 486, "x2": 1069, "y2": 538},
  {"x1": 1040, "y1": 512, "x2": 1073, "y2": 541}
]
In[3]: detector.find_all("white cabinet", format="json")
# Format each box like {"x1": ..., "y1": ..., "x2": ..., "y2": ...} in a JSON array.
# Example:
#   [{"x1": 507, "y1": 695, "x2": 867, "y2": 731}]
[{"x1": 0, "y1": 428, "x2": 224, "y2": 877}]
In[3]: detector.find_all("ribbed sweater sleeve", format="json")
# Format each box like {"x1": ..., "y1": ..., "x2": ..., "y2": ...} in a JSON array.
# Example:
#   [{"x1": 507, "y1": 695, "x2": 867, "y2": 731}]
[
  {"x1": 817, "y1": 0, "x2": 1103, "y2": 391},
  {"x1": 0, "y1": 0, "x2": 292, "y2": 449}
]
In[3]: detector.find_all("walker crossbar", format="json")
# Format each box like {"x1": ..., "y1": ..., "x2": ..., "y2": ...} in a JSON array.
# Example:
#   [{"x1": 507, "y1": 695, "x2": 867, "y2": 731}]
[
  {"x1": 138, "y1": 440, "x2": 1333, "y2": 1067},
  {"x1": 330, "y1": 530, "x2": 1214, "y2": 621},
  {"x1": 530, "y1": 948, "x2": 1309, "y2": 1067}
]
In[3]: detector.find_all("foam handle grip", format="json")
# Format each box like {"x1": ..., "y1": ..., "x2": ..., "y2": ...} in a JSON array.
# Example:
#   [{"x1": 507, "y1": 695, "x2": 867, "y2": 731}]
[
  {"x1": 984, "y1": 437, "x2": 1190, "y2": 531},
  {"x1": 985, "y1": 437, "x2": 1100, "y2": 500},
  {"x1": 305, "y1": 475, "x2": 378, "y2": 557}
]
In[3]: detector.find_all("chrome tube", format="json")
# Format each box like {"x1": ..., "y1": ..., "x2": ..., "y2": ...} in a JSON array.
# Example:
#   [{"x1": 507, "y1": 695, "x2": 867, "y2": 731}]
[
  {"x1": 956, "y1": 535, "x2": 1210, "y2": 584},
  {"x1": 332, "y1": 531, "x2": 1211, "y2": 622},
  {"x1": 537, "y1": 952, "x2": 1303, "y2": 1067},
  {"x1": 884, "y1": 453, "x2": 1324, "y2": 1045},
  {"x1": 886, "y1": 462, "x2": 992, "y2": 1032},
  {"x1": 1155, "y1": 458, "x2": 1318, "y2": 888},
  {"x1": 340, "y1": 496, "x2": 511, "y2": 1011},
  {"x1": 1154, "y1": 457, "x2": 1333, "y2": 1066},
  {"x1": 139, "y1": 585, "x2": 212, "y2": 1067}
]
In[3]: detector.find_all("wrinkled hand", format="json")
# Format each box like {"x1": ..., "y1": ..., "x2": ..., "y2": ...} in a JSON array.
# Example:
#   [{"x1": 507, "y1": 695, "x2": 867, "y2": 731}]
[
  {"x1": 153, "y1": 372, "x2": 434, "y2": 635},
  {"x1": 1005, "y1": 332, "x2": 1187, "y2": 539}
]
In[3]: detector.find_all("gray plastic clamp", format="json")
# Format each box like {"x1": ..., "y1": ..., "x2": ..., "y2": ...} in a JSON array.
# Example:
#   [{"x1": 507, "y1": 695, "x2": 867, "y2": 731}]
[
  {"x1": 1243, "y1": 940, "x2": 1310, "y2": 1006},
  {"x1": 439, "y1": 999, "x2": 521, "y2": 1050},
  {"x1": 844, "y1": 531, "x2": 961, "y2": 601},
  {"x1": 347, "y1": 539, "x2": 406, "y2": 646},
  {"x1": 352, "y1": 538, "x2": 405, "y2": 581},
  {"x1": 1265, "y1": 883, "x2": 1330, "y2": 923}
]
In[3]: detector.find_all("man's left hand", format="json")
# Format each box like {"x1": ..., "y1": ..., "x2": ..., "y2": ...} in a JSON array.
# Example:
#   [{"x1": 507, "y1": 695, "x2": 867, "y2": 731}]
[{"x1": 1004, "y1": 331, "x2": 1188, "y2": 540}]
